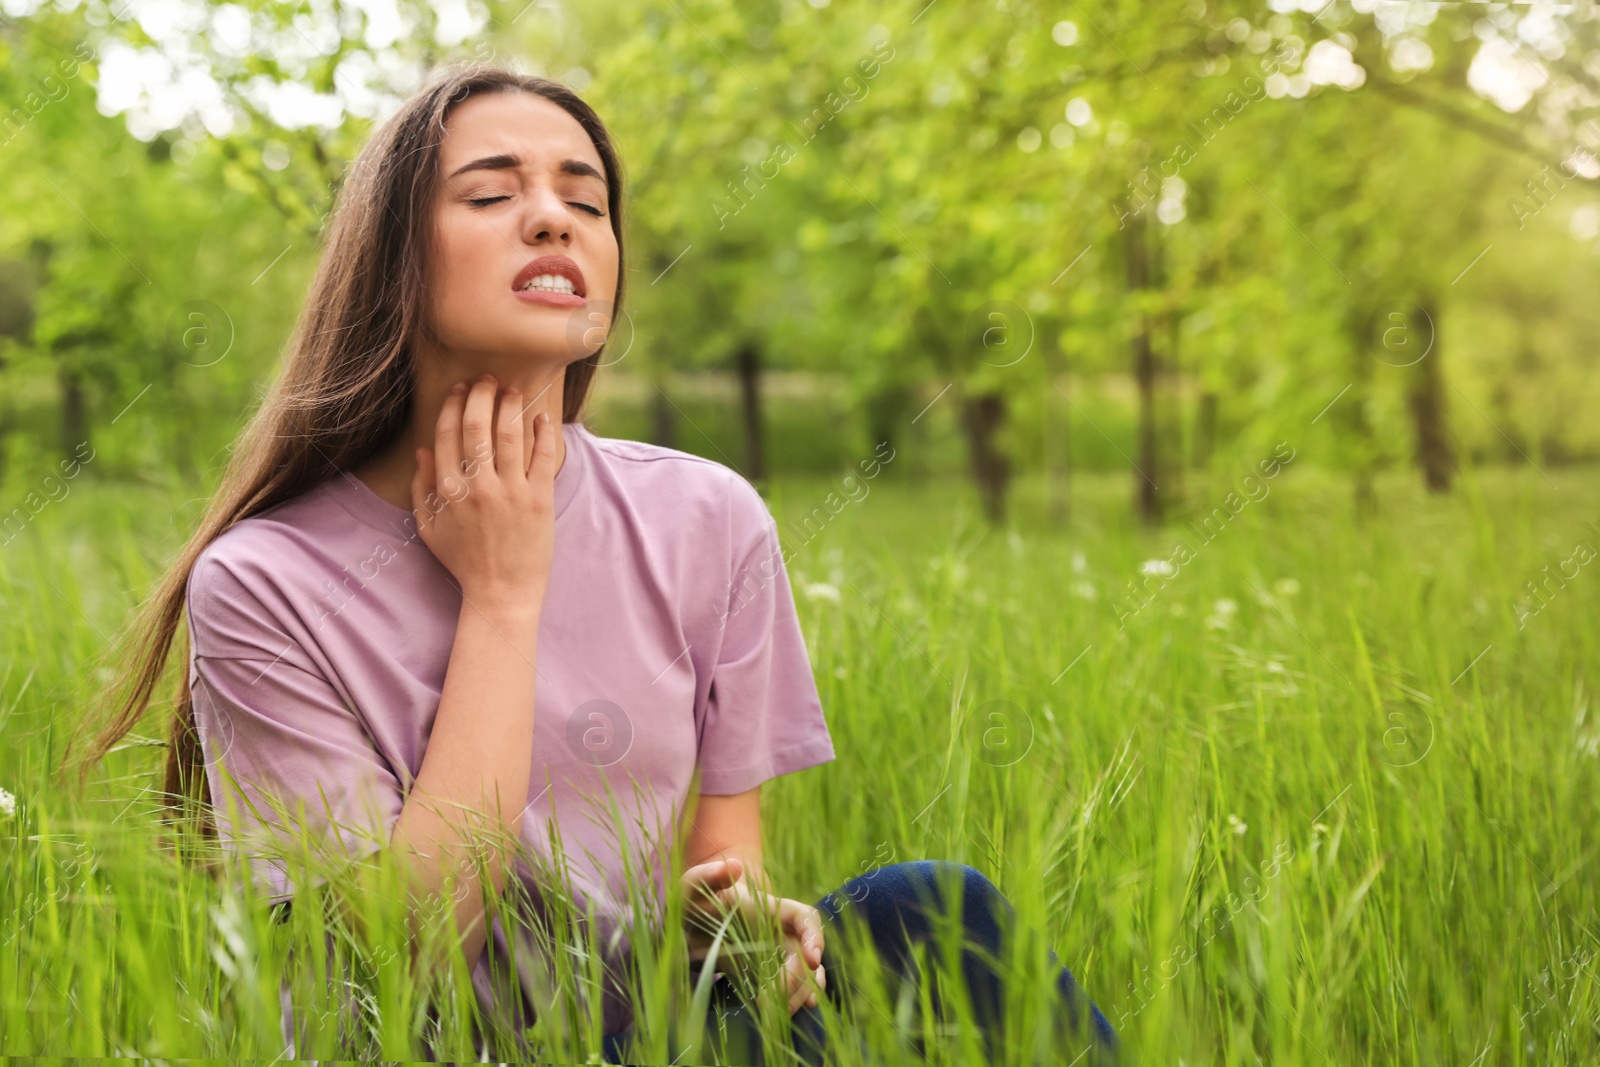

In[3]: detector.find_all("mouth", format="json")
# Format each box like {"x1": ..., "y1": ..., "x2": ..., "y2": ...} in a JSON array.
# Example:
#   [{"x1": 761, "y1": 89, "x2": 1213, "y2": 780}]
[{"x1": 512, "y1": 255, "x2": 587, "y2": 299}]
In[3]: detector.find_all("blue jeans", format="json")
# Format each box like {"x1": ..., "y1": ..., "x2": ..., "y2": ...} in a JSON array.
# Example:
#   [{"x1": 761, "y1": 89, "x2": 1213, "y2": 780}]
[{"x1": 601, "y1": 859, "x2": 1117, "y2": 1065}]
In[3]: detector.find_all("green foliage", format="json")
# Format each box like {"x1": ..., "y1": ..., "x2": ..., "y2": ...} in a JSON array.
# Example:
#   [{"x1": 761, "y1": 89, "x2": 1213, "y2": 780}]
[{"x1": 4, "y1": 0, "x2": 1598, "y2": 496}]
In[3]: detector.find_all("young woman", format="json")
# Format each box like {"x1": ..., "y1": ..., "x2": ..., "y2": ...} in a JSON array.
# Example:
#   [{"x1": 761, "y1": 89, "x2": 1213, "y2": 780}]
[{"x1": 81, "y1": 63, "x2": 1115, "y2": 1064}]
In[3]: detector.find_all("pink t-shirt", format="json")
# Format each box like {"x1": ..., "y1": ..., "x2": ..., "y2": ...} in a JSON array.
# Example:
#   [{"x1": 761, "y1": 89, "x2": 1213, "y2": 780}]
[{"x1": 184, "y1": 420, "x2": 835, "y2": 1044}]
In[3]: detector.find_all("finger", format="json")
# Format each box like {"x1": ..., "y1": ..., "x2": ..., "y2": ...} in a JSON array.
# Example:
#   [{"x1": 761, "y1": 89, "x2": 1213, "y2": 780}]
[
  {"x1": 460, "y1": 375, "x2": 499, "y2": 481},
  {"x1": 528, "y1": 409, "x2": 561, "y2": 482},
  {"x1": 519, "y1": 394, "x2": 538, "y2": 476},
  {"x1": 683, "y1": 858, "x2": 739, "y2": 897},
  {"x1": 786, "y1": 950, "x2": 811, "y2": 1015},
  {"x1": 435, "y1": 381, "x2": 468, "y2": 500},
  {"x1": 494, "y1": 386, "x2": 524, "y2": 481},
  {"x1": 780, "y1": 900, "x2": 825, "y2": 967},
  {"x1": 797, "y1": 959, "x2": 825, "y2": 1011},
  {"x1": 680, "y1": 860, "x2": 741, "y2": 935}
]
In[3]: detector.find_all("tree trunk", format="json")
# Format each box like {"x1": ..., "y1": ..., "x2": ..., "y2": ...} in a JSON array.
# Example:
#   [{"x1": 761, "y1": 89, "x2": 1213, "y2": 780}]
[
  {"x1": 1042, "y1": 334, "x2": 1071, "y2": 524},
  {"x1": 60, "y1": 362, "x2": 88, "y2": 462},
  {"x1": 865, "y1": 382, "x2": 911, "y2": 466},
  {"x1": 960, "y1": 391, "x2": 1010, "y2": 524},
  {"x1": 1346, "y1": 307, "x2": 1378, "y2": 519},
  {"x1": 1407, "y1": 296, "x2": 1454, "y2": 493},
  {"x1": 734, "y1": 342, "x2": 764, "y2": 483},
  {"x1": 0, "y1": 346, "x2": 12, "y2": 486},
  {"x1": 1125, "y1": 215, "x2": 1161, "y2": 525},
  {"x1": 1162, "y1": 288, "x2": 1183, "y2": 505},
  {"x1": 1195, "y1": 391, "x2": 1217, "y2": 469}
]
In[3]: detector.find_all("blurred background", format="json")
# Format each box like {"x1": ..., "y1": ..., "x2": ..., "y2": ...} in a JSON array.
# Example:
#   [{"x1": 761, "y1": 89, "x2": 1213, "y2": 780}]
[
  {"x1": 1, "y1": 0, "x2": 1595, "y2": 525},
  {"x1": 3, "y1": 2, "x2": 1600, "y2": 1063}
]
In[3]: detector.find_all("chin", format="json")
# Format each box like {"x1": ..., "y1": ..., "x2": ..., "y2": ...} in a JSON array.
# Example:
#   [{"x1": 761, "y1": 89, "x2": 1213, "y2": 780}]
[
  {"x1": 442, "y1": 323, "x2": 594, "y2": 365},
  {"x1": 519, "y1": 320, "x2": 604, "y2": 364}
]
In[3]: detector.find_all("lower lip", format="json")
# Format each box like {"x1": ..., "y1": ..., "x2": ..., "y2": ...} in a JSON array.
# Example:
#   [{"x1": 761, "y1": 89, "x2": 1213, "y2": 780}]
[{"x1": 513, "y1": 287, "x2": 586, "y2": 308}]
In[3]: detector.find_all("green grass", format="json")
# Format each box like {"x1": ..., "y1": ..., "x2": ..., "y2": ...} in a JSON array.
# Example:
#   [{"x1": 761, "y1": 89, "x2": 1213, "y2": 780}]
[{"x1": 2, "y1": 459, "x2": 1597, "y2": 1064}]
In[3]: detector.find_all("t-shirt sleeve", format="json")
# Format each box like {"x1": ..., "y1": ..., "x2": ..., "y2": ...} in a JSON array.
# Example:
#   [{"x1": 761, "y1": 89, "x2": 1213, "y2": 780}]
[
  {"x1": 185, "y1": 545, "x2": 405, "y2": 907},
  {"x1": 693, "y1": 472, "x2": 836, "y2": 795}
]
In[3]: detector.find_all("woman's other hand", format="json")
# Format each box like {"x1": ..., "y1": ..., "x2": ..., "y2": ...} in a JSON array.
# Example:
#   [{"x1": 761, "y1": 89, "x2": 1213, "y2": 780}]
[
  {"x1": 681, "y1": 855, "x2": 827, "y2": 1015},
  {"x1": 411, "y1": 373, "x2": 559, "y2": 614}
]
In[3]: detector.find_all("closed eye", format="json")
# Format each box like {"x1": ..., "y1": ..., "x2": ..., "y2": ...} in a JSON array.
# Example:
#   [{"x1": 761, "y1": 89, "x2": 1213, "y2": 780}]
[{"x1": 466, "y1": 195, "x2": 605, "y2": 217}]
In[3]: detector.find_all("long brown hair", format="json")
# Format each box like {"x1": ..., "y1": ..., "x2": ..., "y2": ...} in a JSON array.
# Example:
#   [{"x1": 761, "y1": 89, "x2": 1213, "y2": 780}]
[{"x1": 64, "y1": 63, "x2": 628, "y2": 849}]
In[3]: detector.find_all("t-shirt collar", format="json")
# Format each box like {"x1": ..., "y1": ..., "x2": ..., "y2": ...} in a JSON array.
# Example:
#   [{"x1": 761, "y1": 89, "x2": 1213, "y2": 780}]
[{"x1": 331, "y1": 420, "x2": 590, "y2": 539}]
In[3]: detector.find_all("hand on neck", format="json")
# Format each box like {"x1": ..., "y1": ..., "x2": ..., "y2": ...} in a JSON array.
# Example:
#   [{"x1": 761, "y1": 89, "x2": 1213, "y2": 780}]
[{"x1": 352, "y1": 358, "x2": 570, "y2": 512}]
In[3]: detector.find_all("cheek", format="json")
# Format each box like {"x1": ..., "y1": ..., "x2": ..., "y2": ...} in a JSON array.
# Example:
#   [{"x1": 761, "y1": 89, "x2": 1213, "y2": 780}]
[
  {"x1": 430, "y1": 218, "x2": 500, "y2": 335},
  {"x1": 594, "y1": 229, "x2": 621, "y2": 296}
]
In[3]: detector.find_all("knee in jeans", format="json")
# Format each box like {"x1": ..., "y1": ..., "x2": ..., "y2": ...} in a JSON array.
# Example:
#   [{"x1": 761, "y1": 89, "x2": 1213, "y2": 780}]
[
  {"x1": 900, "y1": 858, "x2": 977, "y2": 888},
  {"x1": 912, "y1": 859, "x2": 999, "y2": 899},
  {"x1": 829, "y1": 860, "x2": 1008, "y2": 927}
]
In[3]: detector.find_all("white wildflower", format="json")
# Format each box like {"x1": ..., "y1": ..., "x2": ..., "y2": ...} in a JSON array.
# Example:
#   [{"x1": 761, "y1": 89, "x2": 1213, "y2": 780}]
[
  {"x1": 1226, "y1": 813, "x2": 1248, "y2": 836},
  {"x1": 1205, "y1": 597, "x2": 1238, "y2": 630},
  {"x1": 1141, "y1": 558, "x2": 1177, "y2": 578},
  {"x1": 0, "y1": 787, "x2": 14, "y2": 820},
  {"x1": 1274, "y1": 578, "x2": 1301, "y2": 597},
  {"x1": 1070, "y1": 580, "x2": 1097, "y2": 601},
  {"x1": 803, "y1": 582, "x2": 842, "y2": 603},
  {"x1": 1071, "y1": 550, "x2": 1088, "y2": 574}
]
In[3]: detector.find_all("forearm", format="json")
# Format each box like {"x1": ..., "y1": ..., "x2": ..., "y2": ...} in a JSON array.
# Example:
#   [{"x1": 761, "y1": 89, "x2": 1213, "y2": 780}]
[
  {"x1": 385, "y1": 595, "x2": 542, "y2": 968},
  {"x1": 684, "y1": 786, "x2": 768, "y2": 891}
]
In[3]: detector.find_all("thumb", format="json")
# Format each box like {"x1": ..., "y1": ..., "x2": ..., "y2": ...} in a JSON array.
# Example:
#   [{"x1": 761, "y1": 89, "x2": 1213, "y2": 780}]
[
  {"x1": 683, "y1": 857, "x2": 742, "y2": 903},
  {"x1": 528, "y1": 410, "x2": 562, "y2": 481}
]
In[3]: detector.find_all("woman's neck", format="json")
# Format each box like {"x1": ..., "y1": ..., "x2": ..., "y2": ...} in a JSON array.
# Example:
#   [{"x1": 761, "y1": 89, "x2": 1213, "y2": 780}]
[{"x1": 352, "y1": 361, "x2": 569, "y2": 513}]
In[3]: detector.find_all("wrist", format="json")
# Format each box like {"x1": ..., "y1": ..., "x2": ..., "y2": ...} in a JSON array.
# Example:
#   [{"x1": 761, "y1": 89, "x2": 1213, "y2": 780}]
[{"x1": 458, "y1": 588, "x2": 545, "y2": 627}]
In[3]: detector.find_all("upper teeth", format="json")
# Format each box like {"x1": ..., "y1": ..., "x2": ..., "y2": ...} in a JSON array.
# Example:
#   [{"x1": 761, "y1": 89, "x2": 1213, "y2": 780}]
[{"x1": 522, "y1": 273, "x2": 576, "y2": 294}]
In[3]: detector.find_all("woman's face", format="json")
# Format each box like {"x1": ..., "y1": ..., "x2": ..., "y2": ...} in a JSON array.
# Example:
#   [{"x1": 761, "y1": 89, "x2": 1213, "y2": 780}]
[{"x1": 425, "y1": 90, "x2": 619, "y2": 370}]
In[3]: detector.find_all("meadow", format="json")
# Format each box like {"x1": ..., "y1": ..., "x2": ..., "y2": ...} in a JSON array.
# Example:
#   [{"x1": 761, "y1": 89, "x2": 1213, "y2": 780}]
[{"x1": 1, "y1": 459, "x2": 1596, "y2": 1065}]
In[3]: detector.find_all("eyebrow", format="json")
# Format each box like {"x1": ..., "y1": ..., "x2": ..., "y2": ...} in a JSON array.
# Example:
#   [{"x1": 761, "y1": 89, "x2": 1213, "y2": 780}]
[{"x1": 446, "y1": 153, "x2": 606, "y2": 184}]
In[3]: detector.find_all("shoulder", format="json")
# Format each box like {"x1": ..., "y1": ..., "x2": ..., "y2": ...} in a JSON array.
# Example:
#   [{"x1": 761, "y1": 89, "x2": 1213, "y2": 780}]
[
  {"x1": 576, "y1": 425, "x2": 773, "y2": 540},
  {"x1": 185, "y1": 484, "x2": 341, "y2": 609},
  {"x1": 579, "y1": 425, "x2": 732, "y2": 483}
]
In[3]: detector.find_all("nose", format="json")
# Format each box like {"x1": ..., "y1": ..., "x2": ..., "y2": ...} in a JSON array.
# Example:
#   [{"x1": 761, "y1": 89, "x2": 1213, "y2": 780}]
[{"x1": 520, "y1": 182, "x2": 573, "y2": 246}]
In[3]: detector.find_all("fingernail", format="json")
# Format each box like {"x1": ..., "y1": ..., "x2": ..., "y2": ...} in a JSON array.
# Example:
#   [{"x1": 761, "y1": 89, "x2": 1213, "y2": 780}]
[
  {"x1": 450, "y1": 382, "x2": 467, "y2": 394},
  {"x1": 479, "y1": 372, "x2": 496, "y2": 383}
]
